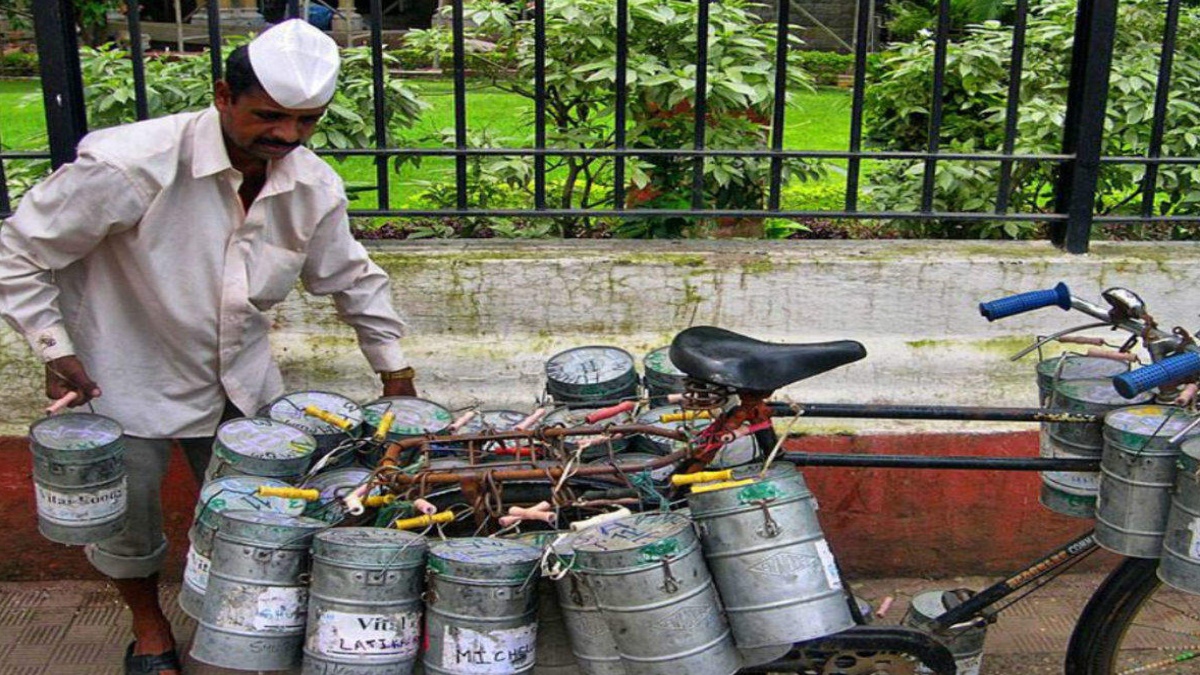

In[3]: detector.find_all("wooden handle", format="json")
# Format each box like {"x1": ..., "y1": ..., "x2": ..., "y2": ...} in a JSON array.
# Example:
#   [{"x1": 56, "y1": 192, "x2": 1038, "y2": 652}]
[
  {"x1": 257, "y1": 486, "x2": 320, "y2": 501},
  {"x1": 304, "y1": 405, "x2": 355, "y2": 431},
  {"x1": 671, "y1": 469, "x2": 734, "y2": 486},
  {"x1": 393, "y1": 511, "x2": 454, "y2": 530},
  {"x1": 372, "y1": 411, "x2": 396, "y2": 442},
  {"x1": 45, "y1": 391, "x2": 79, "y2": 415}
]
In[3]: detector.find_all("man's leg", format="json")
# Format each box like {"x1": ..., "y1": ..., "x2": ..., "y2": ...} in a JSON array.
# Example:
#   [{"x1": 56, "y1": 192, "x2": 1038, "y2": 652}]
[
  {"x1": 84, "y1": 437, "x2": 177, "y2": 661},
  {"x1": 179, "y1": 399, "x2": 244, "y2": 482}
]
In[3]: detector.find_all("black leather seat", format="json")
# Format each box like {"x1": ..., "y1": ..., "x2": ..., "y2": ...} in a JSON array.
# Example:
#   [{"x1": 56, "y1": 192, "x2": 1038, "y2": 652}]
[{"x1": 669, "y1": 326, "x2": 867, "y2": 392}]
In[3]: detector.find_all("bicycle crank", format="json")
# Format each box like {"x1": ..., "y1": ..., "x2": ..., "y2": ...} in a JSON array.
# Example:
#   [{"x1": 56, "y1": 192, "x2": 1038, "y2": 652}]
[
  {"x1": 740, "y1": 626, "x2": 956, "y2": 675},
  {"x1": 819, "y1": 649, "x2": 918, "y2": 675}
]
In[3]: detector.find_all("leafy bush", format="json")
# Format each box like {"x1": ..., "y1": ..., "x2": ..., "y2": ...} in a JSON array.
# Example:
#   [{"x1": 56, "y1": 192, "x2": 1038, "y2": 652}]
[
  {"x1": 0, "y1": 50, "x2": 37, "y2": 76},
  {"x1": 78, "y1": 41, "x2": 426, "y2": 151},
  {"x1": 794, "y1": 51, "x2": 854, "y2": 86},
  {"x1": 864, "y1": 0, "x2": 1200, "y2": 236},
  {"x1": 781, "y1": 180, "x2": 846, "y2": 211},
  {"x1": 3, "y1": 156, "x2": 50, "y2": 204},
  {"x1": 400, "y1": 0, "x2": 817, "y2": 237},
  {"x1": 883, "y1": 0, "x2": 1011, "y2": 41}
]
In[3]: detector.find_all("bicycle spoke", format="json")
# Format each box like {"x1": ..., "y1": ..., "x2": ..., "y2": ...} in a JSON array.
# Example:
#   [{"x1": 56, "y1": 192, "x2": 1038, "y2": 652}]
[
  {"x1": 1110, "y1": 587, "x2": 1200, "y2": 675},
  {"x1": 1119, "y1": 648, "x2": 1200, "y2": 675}
]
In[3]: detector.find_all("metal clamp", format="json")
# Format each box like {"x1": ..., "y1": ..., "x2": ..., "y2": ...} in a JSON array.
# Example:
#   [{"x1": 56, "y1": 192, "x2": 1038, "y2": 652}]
[
  {"x1": 568, "y1": 574, "x2": 585, "y2": 607},
  {"x1": 753, "y1": 500, "x2": 781, "y2": 539},
  {"x1": 421, "y1": 568, "x2": 438, "y2": 604},
  {"x1": 660, "y1": 556, "x2": 680, "y2": 594}
]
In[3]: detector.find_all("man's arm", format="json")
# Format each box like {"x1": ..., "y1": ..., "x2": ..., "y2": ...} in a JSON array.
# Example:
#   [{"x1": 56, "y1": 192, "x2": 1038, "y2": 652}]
[
  {"x1": 300, "y1": 200, "x2": 414, "y2": 397},
  {"x1": 0, "y1": 152, "x2": 145, "y2": 405}
]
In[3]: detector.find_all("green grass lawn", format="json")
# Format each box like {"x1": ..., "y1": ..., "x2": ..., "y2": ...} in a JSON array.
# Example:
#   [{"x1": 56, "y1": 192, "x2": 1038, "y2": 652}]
[
  {"x1": 0, "y1": 80, "x2": 48, "y2": 150},
  {"x1": 0, "y1": 78, "x2": 857, "y2": 211}
]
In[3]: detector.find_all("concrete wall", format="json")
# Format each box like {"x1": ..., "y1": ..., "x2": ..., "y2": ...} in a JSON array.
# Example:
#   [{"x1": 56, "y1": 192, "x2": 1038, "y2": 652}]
[
  {"x1": 2, "y1": 239, "x2": 1192, "y2": 579},
  {"x1": 1, "y1": 240, "x2": 1196, "y2": 436}
]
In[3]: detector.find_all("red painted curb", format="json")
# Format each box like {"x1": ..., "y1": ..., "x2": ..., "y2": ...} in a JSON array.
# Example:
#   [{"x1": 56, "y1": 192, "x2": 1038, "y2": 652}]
[{"x1": 0, "y1": 430, "x2": 1113, "y2": 580}]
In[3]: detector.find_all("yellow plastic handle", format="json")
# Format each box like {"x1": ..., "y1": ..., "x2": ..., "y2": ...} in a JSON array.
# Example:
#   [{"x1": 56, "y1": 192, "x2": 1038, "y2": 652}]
[
  {"x1": 393, "y1": 511, "x2": 455, "y2": 530},
  {"x1": 257, "y1": 486, "x2": 320, "y2": 501},
  {"x1": 659, "y1": 410, "x2": 712, "y2": 423},
  {"x1": 690, "y1": 478, "x2": 755, "y2": 494},
  {"x1": 304, "y1": 405, "x2": 355, "y2": 431},
  {"x1": 670, "y1": 469, "x2": 734, "y2": 487},
  {"x1": 372, "y1": 411, "x2": 396, "y2": 442},
  {"x1": 364, "y1": 494, "x2": 397, "y2": 507}
]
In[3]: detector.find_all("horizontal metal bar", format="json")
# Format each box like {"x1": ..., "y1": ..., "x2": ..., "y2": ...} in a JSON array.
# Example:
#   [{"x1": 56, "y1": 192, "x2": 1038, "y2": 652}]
[
  {"x1": 1093, "y1": 214, "x2": 1200, "y2": 223},
  {"x1": 347, "y1": 208, "x2": 1068, "y2": 220},
  {"x1": 772, "y1": 402, "x2": 1099, "y2": 423},
  {"x1": 783, "y1": 452, "x2": 1100, "y2": 471},
  {"x1": 1100, "y1": 155, "x2": 1200, "y2": 165},
  {"x1": 0, "y1": 152, "x2": 52, "y2": 159},
  {"x1": 318, "y1": 147, "x2": 1074, "y2": 161}
]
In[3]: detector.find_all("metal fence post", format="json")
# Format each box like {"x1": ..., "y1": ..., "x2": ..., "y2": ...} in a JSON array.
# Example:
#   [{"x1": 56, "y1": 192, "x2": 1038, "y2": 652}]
[
  {"x1": 1052, "y1": 0, "x2": 1119, "y2": 254},
  {"x1": 32, "y1": 0, "x2": 88, "y2": 169}
]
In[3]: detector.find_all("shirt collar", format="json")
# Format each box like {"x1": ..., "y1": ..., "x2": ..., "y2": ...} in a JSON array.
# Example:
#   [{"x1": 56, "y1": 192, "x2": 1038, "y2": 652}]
[
  {"x1": 191, "y1": 107, "x2": 232, "y2": 179},
  {"x1": 189, "y1": 106, "x2": 302, "y2": 198}
]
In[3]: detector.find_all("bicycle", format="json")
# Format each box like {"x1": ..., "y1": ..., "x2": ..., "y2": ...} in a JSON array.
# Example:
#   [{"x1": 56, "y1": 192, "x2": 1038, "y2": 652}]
[{"x1": 332, "y1": 282, "x2": 1200, "y2": 675}]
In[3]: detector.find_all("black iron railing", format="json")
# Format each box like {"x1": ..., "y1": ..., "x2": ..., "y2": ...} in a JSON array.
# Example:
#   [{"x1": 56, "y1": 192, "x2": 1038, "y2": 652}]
[{"x1": 6, "y1": 0, "x2": 1196, "y2": 252}]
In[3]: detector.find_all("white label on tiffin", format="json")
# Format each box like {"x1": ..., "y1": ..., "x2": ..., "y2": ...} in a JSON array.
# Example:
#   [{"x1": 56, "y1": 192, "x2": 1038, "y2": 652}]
[
  {"x1": 252, "y1": 586, "x2": 307, "y2": 631},
  {"x1": 813, "y1": 539, "x2": 843, "y2": 590},
  {"x1": 314, "y1": 610, "x2": 421, "y2": 658},
  {"x1": 956, "y1": 654, "x2": 983, "y2": 675},
  {"x1": 441, "y1": 623, "x2": 537, "y2": 674},
  {"x1": 1189, "y1": 518, "x2": 1200, "y2": 559},
  {"x1": 35, "y1": 478, "x2": 126, "y2": 524},
  {"x1": 183, "y1": 547, "x2": 211, "y2": 592}
]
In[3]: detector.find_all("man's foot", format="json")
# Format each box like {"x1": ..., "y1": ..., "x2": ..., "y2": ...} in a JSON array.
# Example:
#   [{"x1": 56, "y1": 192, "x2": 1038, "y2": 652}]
[{"x1": 124, "y1": 641, "x2": 181, "y2": 675}]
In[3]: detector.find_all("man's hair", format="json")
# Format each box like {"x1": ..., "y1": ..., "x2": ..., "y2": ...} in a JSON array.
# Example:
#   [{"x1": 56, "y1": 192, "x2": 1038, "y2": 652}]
[{"x1": 225, "y1": 46, "x2": 262, "y2": 100}]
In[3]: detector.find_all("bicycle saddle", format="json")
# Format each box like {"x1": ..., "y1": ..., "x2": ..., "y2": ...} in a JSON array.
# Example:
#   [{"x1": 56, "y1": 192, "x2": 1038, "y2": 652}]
[{"x1": 669, "y1": 326, "x2": 867, "y2": 392}]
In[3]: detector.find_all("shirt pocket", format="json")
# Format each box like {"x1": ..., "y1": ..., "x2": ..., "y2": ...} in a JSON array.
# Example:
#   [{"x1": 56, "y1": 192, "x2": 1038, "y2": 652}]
[{"x1": 246, "y1": 242, "x2": 306, "y2": 311}]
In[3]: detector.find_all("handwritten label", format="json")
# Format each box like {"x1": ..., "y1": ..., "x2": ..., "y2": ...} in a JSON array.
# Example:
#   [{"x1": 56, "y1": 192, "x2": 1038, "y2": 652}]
[
  {"x1": 814, "y1": 539, "x2": 843, "y2": 590},
  {"x1": 184, "y1": 547, "x2": 211, "y2": 592},
  {"x1": 312, "y1": 610, "x2": 421, "y2": 658},
  {"x1": 211, "y1": 583, "x2": 307, "y2": 632},
  {"x1": 440, "y1": 624, "x2": 537, "y2": 674},
  {"x1": 1044, "y1": 471, "x2": 1100, "y2": 491},
  {"x1": 1188, "y1": 518, "x2": 1200, "y2": 560},
  {"x1": 35, "y1": 479, "x2": 126, "y2": 524},
  {"x1": 253, "y1": 586, "x2": 307, "y2": 631}
]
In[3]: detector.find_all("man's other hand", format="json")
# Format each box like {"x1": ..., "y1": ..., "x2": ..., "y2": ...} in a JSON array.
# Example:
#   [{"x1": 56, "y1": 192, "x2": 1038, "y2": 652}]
[{"x1": 46, "y1": 355, "x2": 101, "y2": 406}]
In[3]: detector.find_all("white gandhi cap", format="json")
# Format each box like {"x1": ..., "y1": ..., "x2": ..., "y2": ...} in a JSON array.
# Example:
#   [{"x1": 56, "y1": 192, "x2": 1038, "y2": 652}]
[{"x1": 247, "y1": 19, "x2": 340, "y2": 109}]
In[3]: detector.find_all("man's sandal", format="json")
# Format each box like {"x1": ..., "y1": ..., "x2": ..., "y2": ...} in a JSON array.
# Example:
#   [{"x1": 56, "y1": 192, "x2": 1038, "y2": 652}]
[{"x1": 124, "y1": 641, "x2": 181, "y2": 675}]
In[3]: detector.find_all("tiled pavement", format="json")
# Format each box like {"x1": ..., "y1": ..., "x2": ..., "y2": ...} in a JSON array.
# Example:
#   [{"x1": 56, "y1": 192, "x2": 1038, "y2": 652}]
[{"x1": 0, "y1": 573, "x2": 1115, "y2": 674}]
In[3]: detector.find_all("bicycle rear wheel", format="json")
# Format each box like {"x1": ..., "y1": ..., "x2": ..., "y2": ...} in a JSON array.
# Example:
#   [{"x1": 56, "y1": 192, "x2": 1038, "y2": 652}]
[{"x1": 1067, "y1": 556, "x2": 1200, "y2": 674}]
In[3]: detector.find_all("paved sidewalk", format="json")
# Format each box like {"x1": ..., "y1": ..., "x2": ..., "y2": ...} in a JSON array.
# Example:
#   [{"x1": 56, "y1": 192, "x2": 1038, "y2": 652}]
[{"x1": 0, "y1": 574, "x2": 1106, "y2": 674}]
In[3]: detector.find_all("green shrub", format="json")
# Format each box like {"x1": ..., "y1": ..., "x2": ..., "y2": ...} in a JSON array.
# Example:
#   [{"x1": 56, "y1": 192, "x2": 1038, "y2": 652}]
[
  {"x1": 400, "y1": 0, "x2": 816, "y2": 238},
  {"x1": 3, "y1": 156, "x2": 50, "y2": 203},
  {"x1": 0, "y1": 50, "x2": 37, "y2": 76},
  {"x1": 78, "y1": 41, "x2": 426, "y2": 151},
  {"x1": 794, "y1": 51, "x2": 853, "y2": 86},
  {"x1": 780, "y1": 180, "x2": 846, "y2": 211},
  {"x1": 864, "y1": 0, "x2": 1200, "y2": 236},
  {"x1": 883, "y1": 0, "x2": 1011, "y2": 42}
]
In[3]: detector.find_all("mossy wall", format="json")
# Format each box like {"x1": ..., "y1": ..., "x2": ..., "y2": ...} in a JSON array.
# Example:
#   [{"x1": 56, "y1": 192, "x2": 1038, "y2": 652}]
[{"x1": 2, "y1": 240, "x2": 1197, "y2": 436}]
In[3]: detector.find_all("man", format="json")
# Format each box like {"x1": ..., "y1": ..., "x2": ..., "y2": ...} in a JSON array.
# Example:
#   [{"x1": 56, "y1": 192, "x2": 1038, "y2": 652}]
[{"x1": 0, "y1": 20, "x2": 414, "y2": 675}]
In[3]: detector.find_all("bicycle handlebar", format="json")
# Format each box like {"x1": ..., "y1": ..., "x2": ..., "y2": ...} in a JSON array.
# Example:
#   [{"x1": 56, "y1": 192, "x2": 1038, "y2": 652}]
[
  {"x1": 979, "y1": 283, "x2": 1073, "y2": 322},
  {"x1": 1113, "y1": 352, "x2": 1200, "y2": 398}
]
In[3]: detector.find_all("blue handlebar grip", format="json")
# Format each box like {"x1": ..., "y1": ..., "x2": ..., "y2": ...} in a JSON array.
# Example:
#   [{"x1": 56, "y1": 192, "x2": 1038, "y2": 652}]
[
  {"x1": 978, "y1": 282, "x2": 1072, "y2": 322},
  {"x1": 1113, "y1": 352, "x2": 1200, "y2": 399}
]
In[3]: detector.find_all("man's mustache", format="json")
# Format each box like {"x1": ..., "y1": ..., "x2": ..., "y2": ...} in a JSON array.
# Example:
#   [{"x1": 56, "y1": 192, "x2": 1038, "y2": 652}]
[{"x1": 258, "y1": 138, "x2": 302, "y2": 149}]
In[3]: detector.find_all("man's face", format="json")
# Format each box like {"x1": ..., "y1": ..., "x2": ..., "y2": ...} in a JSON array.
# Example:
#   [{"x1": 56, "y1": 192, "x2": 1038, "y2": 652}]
[{"x1": 214, "y1": 81, "x2": 326, "y2": 162}]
